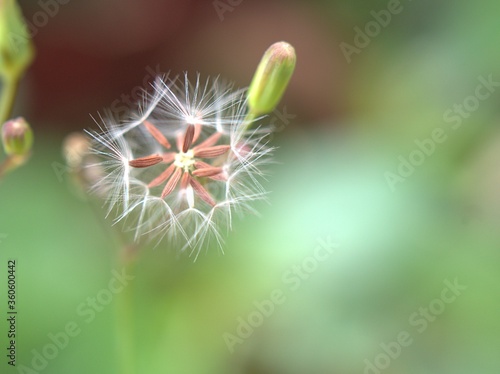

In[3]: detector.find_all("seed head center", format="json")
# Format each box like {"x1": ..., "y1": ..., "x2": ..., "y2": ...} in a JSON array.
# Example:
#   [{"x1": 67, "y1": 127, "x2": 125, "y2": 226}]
[{"x1": 174, "y1": 150, "x2": 195, "y2": 171}]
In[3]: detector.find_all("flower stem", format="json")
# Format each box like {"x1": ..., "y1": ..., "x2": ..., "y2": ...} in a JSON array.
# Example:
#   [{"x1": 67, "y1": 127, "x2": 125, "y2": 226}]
[
  {"x1": 0, "y1": 74, "x2": 20, "y2": 124},
  {"x1": 86, "y1": 198, "x2": 140, "y2": 374},
  {"x1": 0, "y1": 154, "x2": 29, "y2": 181},
  {"x1": 0, "y1": 73, "x2": 22, "y2": 181},
  {"x1": 116, "y1": 246, "x2": 138, "y2": 374},
  {"x1": 242, "y1": 110, "x2": 258, "y2": 132}
]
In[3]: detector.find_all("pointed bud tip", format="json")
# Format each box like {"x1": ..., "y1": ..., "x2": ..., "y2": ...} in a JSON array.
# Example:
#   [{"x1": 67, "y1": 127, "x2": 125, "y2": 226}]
[
  {"x1": 247, "y1": 41, "x2": 296, "y2": 115},
  {"x1": 268, "y1": 42, "x2": 296, "y2": 64},
  {"x1": 1, "y1": 117, "x2": 33, "y2": 156}
]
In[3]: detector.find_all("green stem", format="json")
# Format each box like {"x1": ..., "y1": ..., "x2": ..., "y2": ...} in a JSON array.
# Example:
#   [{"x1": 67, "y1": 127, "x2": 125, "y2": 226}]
[
  {"x1": 242, "y1": 110, "x2": 258, "y2": 132},
  {"x1": 0, "y1": 155, "x2": 14, "y2": 180},
  {"x1": 87, "y1": 198, "x2": 141, "y2": 374},
  {"x1": 0, "y1": 73, "x2": 21, "y2": 181},
  {"x1": 0, "y1": 74, "x2": 20, "y2": 124},
  {"x1": 116, "y1": 248, "x2": 137, "y2": 374},
  {"x1": 0, "y1": 153, "x2": 28, "y2": 181}
]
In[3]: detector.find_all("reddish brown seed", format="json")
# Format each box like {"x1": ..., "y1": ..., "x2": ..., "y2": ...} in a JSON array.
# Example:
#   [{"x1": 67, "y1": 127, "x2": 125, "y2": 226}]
[
  {"x1": 180, "y1": 171, "x2": 191, "y2": 190},
  {"x1": 162, "y1": 152, "x2": 176, "y2": 163},
  {"x1": 192, "y1": 167, "x2": 223, "y2": 178},
  {"x1": 194, "y1": 161, "x2": 211, "y2": 169},
  {"x1": 161, "y1": 168, "x2": 182, "y2": 198},
  {"x1": 193, "y1": 132, "x2": 221, "y2": 151},
  {"x1": 129, "y1": 155, "x2": 163, "y2": 168},
  {"x1": 194, "y1": 161, "x2": 227, "y2": 180},
  {"x1": 190, "y1": 178, "x2": 216, "y2": 207},
  {"x1": 209, "y1": 173, "x2": 227, "y2": 181},
  {"x1": 194, "y1": 145, "x2": 231, "y2": 158},
  {"x1": 182, "y1": 125, "x2": 195, "y2": 153},
  {"x1": 235, "y1": 142, "x2": 251, "y2": 158},
  {"x1": 193, "y1": 123, "x2": 202, "y2": 144},
  {"x1": 176, "y1": 131, "x2": 183, "y2": 151},
  {"x1": 144, "y1": 120, "x2": 171, "y2": 149},
  {"x1": 148, "y1": 164, "x2": 175, "y2": 188}
]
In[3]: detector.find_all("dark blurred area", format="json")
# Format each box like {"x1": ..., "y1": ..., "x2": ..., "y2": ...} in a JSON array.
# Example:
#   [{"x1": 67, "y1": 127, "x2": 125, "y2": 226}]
[
  {"x1": 2, "y1": 1, "x2": 500, "y2": 373},
  {"x1": 19, "y1": 0, "x2": 344, "y2": 131}
]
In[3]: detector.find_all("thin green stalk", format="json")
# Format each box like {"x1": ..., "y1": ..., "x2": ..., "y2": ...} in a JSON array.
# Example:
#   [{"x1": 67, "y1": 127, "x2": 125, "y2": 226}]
[
  {"x1": 0, "y1": 74, "x2": 20, "y2": 124},
  {"x1": 242, "y1": 110, "x2": 257, "y2": 132},
  {"x1": 0, "y1": 73, "x2": 22, "y2": 181},
  {"x1": 85, "y1": 178, "x2": 141, "y2": 374},
  {"x1": 116, "y1": 247, "x2": 138, "y2": 374},
  {"x1": 0, "y1": 155, "x2": 13, "y2": 179},
  {"x1": 0, "y1": 154, "x2": 26, "y2": 180}
]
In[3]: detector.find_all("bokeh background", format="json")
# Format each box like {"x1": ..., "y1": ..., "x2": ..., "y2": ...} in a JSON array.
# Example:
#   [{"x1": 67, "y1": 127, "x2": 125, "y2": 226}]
[{"x1": 1, "y1": 0, "x2": 500, "y2": 373}]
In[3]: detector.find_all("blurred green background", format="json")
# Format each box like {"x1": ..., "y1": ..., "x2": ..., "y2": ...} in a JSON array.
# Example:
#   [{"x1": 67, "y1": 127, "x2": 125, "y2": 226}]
[{"x1": 1, "y1": 0, "x2": 500, "y2": 373}]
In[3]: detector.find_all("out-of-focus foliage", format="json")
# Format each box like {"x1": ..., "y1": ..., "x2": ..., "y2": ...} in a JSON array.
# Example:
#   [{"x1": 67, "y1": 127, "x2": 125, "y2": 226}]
[
  {"x1": 1, "y1": 0, "x2": 500, "y2": 373},
  {"x1": 0, "y1": 0, "x2": 34, "y2": 78}
]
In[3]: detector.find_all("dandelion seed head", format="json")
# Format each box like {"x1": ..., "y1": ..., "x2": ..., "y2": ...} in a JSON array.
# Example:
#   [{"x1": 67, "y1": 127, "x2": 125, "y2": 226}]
[{"x1": 87, "y1": 73, "x2": 274, "y2": 257}]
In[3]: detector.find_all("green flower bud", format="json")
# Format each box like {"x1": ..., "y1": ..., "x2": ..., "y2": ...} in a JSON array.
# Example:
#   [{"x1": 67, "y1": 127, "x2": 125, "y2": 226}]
[
  {"x1": 247, "y1": 41, "x2": 296, "y2": 115},
  {"x1": 1, "y1": 117, "x2": 33, "y2": 156}
]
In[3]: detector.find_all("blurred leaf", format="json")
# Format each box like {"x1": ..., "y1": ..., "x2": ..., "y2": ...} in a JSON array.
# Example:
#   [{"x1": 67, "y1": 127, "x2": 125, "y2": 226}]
[{"x1": 0, "y1": 0, "x2": 34, "y2": 77}]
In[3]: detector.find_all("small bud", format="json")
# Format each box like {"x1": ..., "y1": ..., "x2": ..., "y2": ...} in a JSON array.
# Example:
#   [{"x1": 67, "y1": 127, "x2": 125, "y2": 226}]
[
  {"x1": 247, "y1": 41, "x2": 296, "y2": 115},
  {"x1": 62, "y1": 132, "x2": 105, "y2": 200},
  {"x1": 1, "y1": 117, "x2": 33, "y2": 156},
  {"x1": 63, "y1": 132, "x2": 90, "y2": 169}
]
